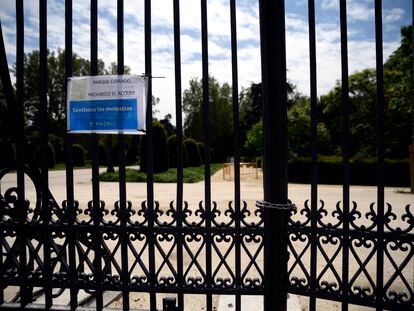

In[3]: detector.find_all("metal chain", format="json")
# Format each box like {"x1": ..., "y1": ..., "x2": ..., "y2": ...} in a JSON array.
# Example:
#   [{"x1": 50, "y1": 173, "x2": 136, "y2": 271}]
[{"x1": 256, "y1": 200, "x2": 296, "y2": 212}]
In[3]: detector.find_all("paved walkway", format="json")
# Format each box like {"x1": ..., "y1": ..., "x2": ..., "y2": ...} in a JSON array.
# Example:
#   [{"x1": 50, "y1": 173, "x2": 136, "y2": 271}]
[{"x1": 1, "y1": 167, "x2": 412, "y2": 310}]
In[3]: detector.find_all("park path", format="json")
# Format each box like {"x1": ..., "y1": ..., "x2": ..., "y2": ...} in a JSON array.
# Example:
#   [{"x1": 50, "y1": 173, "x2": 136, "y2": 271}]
[{"x1": 1, "y1": 167, "x2": 413, "y2": 310}]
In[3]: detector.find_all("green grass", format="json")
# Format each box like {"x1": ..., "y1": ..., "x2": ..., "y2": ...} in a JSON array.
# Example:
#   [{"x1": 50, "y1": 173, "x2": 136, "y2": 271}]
[
  {"x1": 52, "y1": 161, "x2": 93, "y2": 170},
  {"x1": 99, "y1": 164, "x2": 223, "y2": 183}
]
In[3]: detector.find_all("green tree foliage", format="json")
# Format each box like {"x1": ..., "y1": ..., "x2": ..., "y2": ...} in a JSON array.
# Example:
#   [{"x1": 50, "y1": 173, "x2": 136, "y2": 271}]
[
  {"x1": 183, "y1": 77, "x2": 233, "y2": 162},
  {"x1": 321, "y1": 69, "x2": 378, "y2": 156},
  {"x1": 320, "y1": 26, "x2": 413, "y2": 158},
  {"x1": 18, "y1": 49, "x2": 99, "y2": 137},
  {"x1": 385, "y1": 26, "x2": 413, "y2": 114},
  {"x1": 17, "y1": 49, "x2": 131, "y2": 138},
  {"x1": 288, "y1": 95, "x2": 332, "y2": 156},
  {"x1": 140, "y1": 120, "x2": 169, "y2": 173},
  {"x1": 245, "y1": 121, "x2": 263, "y2": 156},
  {"x1": 239, "y1": 81, "x2": 296, "y2": 155},
  {"x1": 243, "y1": 84, "x2": 333, "y2": 158},
  {"x1": 245, "y1": 97, "x2": 332, "y2": 158},
  {"x1": 239, "y1": 83, "x2": 262, "y2": 149}
]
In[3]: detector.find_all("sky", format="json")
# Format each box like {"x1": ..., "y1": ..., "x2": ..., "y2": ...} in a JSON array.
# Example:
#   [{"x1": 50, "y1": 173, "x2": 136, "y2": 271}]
[{"x1": 0, "y1": 0, "x2": 412, "y2": 121}]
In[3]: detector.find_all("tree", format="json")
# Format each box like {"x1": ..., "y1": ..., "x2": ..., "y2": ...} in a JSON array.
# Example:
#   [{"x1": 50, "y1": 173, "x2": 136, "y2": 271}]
[
  {"x1": 321, "y1": 69, "x2": 378, "y2": 157},
  {"x1": 320, "y1": 25, "x2": 413, "y2": 159},
  {"x1": 245, "y1": 120, "x2": 263, "y2": 156},
  {"x1": 17, "y1": 49, "x2": 133, "y2": 138},
  {"x1": 239, "y1": 83, "x2": 262, "y2": 150},
  {"x1": 183, "y1": 77, "x2": 233, "y2": 162},
  {"x1": 239, "y1": 81, "x2": 296, "y2": 155},
  {"x1": 18, "y1": 49, "x2": 101, "y2": 137},
  {"x1": 245, "y1": 95, "x2": 333, "y2": 158},
  {"x1": 288, "y1": 95, "x2": 333, "y2": 156},
  {"x1": 384, "y1": 25, "x2": 413, "y2": 154}
]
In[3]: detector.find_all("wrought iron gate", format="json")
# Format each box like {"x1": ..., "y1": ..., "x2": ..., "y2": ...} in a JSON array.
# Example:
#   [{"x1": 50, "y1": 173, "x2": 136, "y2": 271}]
[{"x1": 0, "y1": 0, "x2": 413, "y2": 311}]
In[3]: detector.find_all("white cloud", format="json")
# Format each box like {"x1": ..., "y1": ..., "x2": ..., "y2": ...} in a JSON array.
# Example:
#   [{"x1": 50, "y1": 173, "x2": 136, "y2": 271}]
[
  {"x1": 384, "y1": 8, "x2": 405, "y2": 23},
  {"x1": 321, "y1": 0, "x2": 338, "y2": 10},
  {"x1": 0, "y1": 0, "x2": 405, "y2": 121},
  {"x1": 348, "y1": 2, "x2": 374, "y2": 22}
]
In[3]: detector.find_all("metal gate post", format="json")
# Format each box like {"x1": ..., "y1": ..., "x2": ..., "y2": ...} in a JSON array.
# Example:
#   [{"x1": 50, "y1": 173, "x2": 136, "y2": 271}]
[{"x1": 259, "y1": 0, "x2": 289, "y2": 311}]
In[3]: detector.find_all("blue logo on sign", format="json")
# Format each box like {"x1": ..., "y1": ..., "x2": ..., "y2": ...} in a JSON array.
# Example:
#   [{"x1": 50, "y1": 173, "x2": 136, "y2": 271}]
[{"x1": 69, "y1": 99, "x2": 138, "y2": 131}]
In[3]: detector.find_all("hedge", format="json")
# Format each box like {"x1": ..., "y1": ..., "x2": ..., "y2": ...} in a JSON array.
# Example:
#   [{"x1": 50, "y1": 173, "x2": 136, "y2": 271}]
[
  {"x1": 184, "y1": 139, "x2": 201, "y2": 167},
  {"x1": 35, "y1": 142, "x2": 56, "y2": 168},
  {"x1": 98, "y1": 143, "x2": 108, "y2": 166},
  {"x1": 168, "y1": 135, "x2": 190, "y2": 168},
  {"x1": 73, "y1": 144, "x2": 85, "y2": 167},
  {"x1": 126, "y1": 136, "x2": 140, "y2": 165},
  {"x1": 288, "y1": 156, "x2": 409, "y2": 187},
  {"x1": 140, "y1": 121, "x2": 169, "y2": 173},
  {"x1": 168, "y1": 135, "x2": 178, "y2": 168},
  {"x1": 50, "y1": 136, "x2": 64, "y2": 163}
]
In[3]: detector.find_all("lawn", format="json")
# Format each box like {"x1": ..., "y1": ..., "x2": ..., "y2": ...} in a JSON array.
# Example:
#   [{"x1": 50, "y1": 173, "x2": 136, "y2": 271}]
[{"x1": 99, "y1": 164, "x2": 223, "y2": 183}]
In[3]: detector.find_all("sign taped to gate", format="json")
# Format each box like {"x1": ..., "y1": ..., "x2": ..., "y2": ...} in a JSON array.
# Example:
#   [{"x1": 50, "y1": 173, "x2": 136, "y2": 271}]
[{"x1": 67, "y1": 75, "x2": 148, "y2": 134}]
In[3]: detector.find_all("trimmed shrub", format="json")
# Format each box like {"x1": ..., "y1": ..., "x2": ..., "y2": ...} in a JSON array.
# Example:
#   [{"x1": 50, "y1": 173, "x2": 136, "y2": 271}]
[
  {"x1": 197, "y1": 142, "x2": 205, "y2": 163},
  {"x1": 98, "y1": 143, "x2": 108, "y2": 166},
  {"x1": 168, "y1": 135, "x2": 178, "y2": 168},
  {"x1": 288, "y1": 156, "x2": 409, "y2": 187},
  {"x1": 184, "y1": 138, "x2": 201, "y2": 167},
  {"x1": 50, "y1": 136, "x2": 64, "y2": 163},
  {"x1": 35, "y1": 142, "x2": 56, "y2": 168},
  {"x1": 126, "y1": 136, "x2": 140, "y2": 165},
  {"x1": 140, "y1": 121, "x2": 169, "y2": 173},
  {"x1": 196, "y1": 142, "x2": 214, "y2": 164},
  {"x1": 182, "y1": 141, "x2": 189, "y2": 168},
  {"x1": 73, "y1": 144, "x2": 85, "y2": 167},
  {"x1": 256, "y1": 156, "x2": 263, "y2": 169},
  {"x1": 0, "y1": 141, "x2": 16, "y2": 169},
  {"x1": 168, "y1": 135, "x2": 189, "y2": 168}
]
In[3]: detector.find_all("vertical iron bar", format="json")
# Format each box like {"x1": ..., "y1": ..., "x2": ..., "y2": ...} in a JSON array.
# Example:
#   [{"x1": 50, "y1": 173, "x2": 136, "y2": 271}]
[
  {"x1": 15, "y1": 0, "x2": 29, "y2": 307},
  {"x1": 0, "y1": 21, "x2": 16, "y2": 141},
  {"x1": 90, "y1": 0, "x2": 103, "y2": 309},
  {"x1": 117, "y1": 1, "x2": 130, "y2": 310},
  {"x1": 200, "y1": 0, "x2": 212, "y2": 310},
  {"x1": 173, "y1": 0, "x2": 184, "y2": 309},
  {"x1": 39, "y1": 0, "x2": 52, "y2": 308},
  {"x1": 259, "y1": 0, "x2": 289, "y2": 310},
  {"x1": 308, "y1": 0, "x2": 318, "y2": 310},
  {"x1": 0, "y1": 18, "x2": 12, "y2": 308},
  {"x1": 65, "y1": 0, "x2": 77, "y2": 309},
  {"x1": 374, "y1": 1, "x2": 384, "y2": 310},
  {"x1": 144, "y1": 0, "x2": 156, "y2": 309},
  {"x1": 229, "y1": 0, "x2": 241, "y2": 310},
  {"x1": 339, "y1": 1, "x2": 350, "y2": 310}
]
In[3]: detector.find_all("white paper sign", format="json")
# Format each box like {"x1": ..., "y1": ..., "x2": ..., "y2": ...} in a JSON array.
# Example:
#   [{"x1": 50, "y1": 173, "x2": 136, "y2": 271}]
[{"x1": 67, "y1": 75, "x2": 147, "y2": 134}]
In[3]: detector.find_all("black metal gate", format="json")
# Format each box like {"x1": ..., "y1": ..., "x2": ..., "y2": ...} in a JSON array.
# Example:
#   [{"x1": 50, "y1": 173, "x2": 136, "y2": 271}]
[{"x1": 0, "y1": 0, "x2": 413, "y2": 311}]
